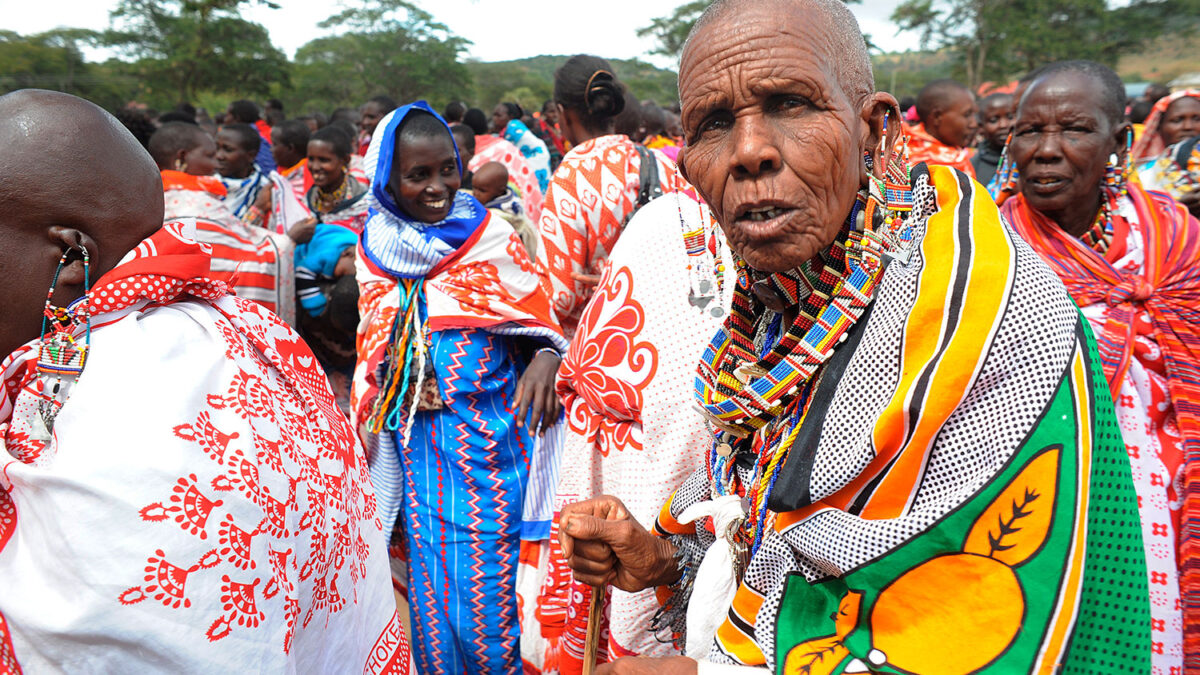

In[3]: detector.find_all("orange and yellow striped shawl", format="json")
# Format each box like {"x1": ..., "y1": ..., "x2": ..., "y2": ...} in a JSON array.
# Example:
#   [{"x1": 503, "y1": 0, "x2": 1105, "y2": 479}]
[
  {"x1": 1003, "y1": 184, "x2": 1200, "y2": 668},
  {"x1": 654, "y1": 165, "x2": 1148, "y2": 672}
]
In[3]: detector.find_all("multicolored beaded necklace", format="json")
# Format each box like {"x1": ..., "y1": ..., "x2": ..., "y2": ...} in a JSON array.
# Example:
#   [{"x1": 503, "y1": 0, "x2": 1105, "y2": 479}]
[
  {"x1": 696, "y1": 125, "x2": 915, "y2": 568},
  {"x1": 314, "y1": 173, "x2": 351, "y2": 214},
  {"x1": 368, "y1": 278, "x2": 430, "y2": 442},
  {"x1": 695, "y1": 195, "x2": 903, "y2": 560},
  {"x1": 1079, "y1": 188, "x2": 1120, "y2": 254}
]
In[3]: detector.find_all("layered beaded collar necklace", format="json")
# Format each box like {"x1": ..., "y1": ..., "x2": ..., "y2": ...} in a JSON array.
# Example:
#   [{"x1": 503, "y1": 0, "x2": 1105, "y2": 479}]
[
  {"x1": 694, "y1": 189, "x2": 901, "y2": 441},
  {"x1": 692, "y1": 120, "x2": 916, "y2": 573},
  {"x1": 314, "y1": 173, "x2": 351, "y2": 214},
  {"x1": 1079, "y1": 188, "x2": 1120, "y2": 254}
]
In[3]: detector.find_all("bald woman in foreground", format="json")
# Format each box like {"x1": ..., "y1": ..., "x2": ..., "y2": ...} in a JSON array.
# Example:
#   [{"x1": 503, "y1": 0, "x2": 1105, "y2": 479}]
[
  {"x1": 555, "y1": 0, "x2": 1149, "y2": 672},
  {"x1": 0, "y1": 90, "x2": 410, "y2": 672}
]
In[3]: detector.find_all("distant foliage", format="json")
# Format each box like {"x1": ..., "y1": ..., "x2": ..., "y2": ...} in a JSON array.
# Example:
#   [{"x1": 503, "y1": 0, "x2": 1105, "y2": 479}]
[
  {"x1": 465, "y1": 56, "x2": 680, "y2": 112},
  {"x1": 892, "y1": 0, "x2": 1200, "y2": 88},
  {"x1": 637, "y1": 0, "x2": 864, "y2": 62},
  {"x1": 3, "y1": 0, "x2": 1193, "y2": 121},
  {"x1": 105, "y1": 0, "x2": 289, "y2": 103},
  {"x1": 289, "y1": 0, "x2": 471, "y2": 114},
  {"x1": 0, "y1": 29, "x2": 135, "y2": 109},
  {"x1": 636, "y1": 0, "x2": 709, "y2": 60}
]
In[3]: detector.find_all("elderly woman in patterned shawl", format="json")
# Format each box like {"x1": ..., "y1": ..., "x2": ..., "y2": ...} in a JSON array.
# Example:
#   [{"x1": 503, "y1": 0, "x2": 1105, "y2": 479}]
[
  {"x1": 1000, "y1": 60, "x2": 1200, "y2": 674},
  {"x1": 556, "y1": 1, "x2": 1150, "y2": 673}
]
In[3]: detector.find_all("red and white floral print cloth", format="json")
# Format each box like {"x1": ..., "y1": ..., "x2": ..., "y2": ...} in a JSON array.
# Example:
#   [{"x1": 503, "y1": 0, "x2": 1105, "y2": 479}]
[
  {"x1": 0, "y1": 222, "x2": 408, "y2": 673},
  {"x1": 520, "y1": 193, "x2": 733, "y2": 671},
  {"x1": 1077, "y1": 213, "x2": 1183, "y2": 675}
]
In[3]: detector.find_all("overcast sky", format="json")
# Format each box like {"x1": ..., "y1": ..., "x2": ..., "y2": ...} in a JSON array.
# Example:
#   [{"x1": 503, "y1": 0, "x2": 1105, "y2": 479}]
[{"x1": 2, "y1": 0, "x2": 923, "y2": 67}]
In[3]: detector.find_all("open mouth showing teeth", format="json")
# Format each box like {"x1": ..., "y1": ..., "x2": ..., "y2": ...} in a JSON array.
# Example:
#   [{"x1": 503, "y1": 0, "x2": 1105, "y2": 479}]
[
  {"x1": 425, "y1": 199, "x2": 447, "y2": 209},
  {"x1": 740, "y1": 206, "x2": 789, "y2": 222},
  {"x1": 1030, "y1": 177, "x2": 1064, "y2": 185}
]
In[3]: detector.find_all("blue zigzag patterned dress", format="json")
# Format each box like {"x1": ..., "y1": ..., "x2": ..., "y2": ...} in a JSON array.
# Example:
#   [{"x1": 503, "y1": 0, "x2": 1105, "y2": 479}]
[{"x1": 392, "y1": 328, "x2": 529, "y2": 674}]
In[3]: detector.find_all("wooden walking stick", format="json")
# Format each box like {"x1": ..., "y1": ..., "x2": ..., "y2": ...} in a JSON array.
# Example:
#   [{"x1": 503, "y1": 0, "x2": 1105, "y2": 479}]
[{"x1": 581, "y1": 584, "x2": 604, "y2": 675}]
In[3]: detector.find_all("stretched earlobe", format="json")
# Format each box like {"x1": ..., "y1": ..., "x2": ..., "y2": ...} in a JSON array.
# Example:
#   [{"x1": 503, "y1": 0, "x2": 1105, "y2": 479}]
[
  {"x1": 862, "y1": 96, "x2": 900, "y2": 186},
  {"x1": 46, "y1": 226, "x2": 98, "y2": 288}
]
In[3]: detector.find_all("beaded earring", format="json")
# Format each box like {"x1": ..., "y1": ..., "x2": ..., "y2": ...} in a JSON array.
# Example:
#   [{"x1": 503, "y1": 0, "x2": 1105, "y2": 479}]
[
  {"x1": 991, "y1": 131, "x2": 1017, "y2": 201},
  {"x1": 35, "y1": 245, "x2": 92, "y2": 435},
  {"x1": 1104, "y1": 129, "x2": 1133, "y2": 198},
  {"x1": 678, "y1": 190, "x2": 727, "y2": 318}
]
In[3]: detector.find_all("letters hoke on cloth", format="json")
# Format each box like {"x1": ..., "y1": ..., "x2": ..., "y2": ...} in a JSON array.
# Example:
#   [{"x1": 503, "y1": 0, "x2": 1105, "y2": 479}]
[{"x1": 0, "y1": 221, "x2": 408, "y2": 673}]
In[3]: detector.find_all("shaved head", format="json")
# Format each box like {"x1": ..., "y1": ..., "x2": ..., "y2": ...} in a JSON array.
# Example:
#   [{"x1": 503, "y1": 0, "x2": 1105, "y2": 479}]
[
  {"x1": 0, "y1": 89, "x2": 164, "y2": 358},
  {"x1": 683, "y1": 0, "x2": 874, "y2": 107},
  {"x1": 916, "y1": 79, "x2": 972, "y2": 122},
  {"x1": 916, "y1": 79, "x2": 977, "y2": 147},
  {"x1": 676, "y1": 0, "x2": 898, "y2": 274},
  {"x1": 149, "y1": 122, "x2": 211, "y2": 169}
]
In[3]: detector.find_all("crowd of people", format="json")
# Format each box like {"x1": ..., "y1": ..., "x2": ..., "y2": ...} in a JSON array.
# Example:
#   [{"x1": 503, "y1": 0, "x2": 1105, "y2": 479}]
[{"x1": 2, "y1": 0, "x2": 1200, "y2": 673}]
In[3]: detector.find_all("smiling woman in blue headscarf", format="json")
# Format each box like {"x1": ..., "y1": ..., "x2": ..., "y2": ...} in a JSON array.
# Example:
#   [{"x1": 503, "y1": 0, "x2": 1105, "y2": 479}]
[{"x1": 352, "y1": 101, "x2": 567, "y2": 674}]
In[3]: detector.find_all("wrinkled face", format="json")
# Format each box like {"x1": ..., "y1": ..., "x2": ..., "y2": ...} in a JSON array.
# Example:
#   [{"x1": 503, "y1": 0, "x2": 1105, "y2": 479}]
[
  {"x1": 677, "y1": 4, "x2": 867, "y2": 273},
  {"x1": 183, "y1": 133, "x2": 218, "y2": 176},
  {"x1": 307, "y1": 139, "x2": 347, "y2": 190},
  {"x1": 1011, "y1": 72, "x2": 1122, "y2": 232},
  {"x1": 1161, "y1": 96, "x2": 1200, "y2": 147},
  {"x1": 389, "y1": 133, "x2": 461, "y2": 223},
  {"x1": 215, "y1": 129, "x2": 255, "y2": 179},
  {"x1": 931, "y1": 89, "x2": 979, "y2": 148},
  {"x1": 491, "y1": 104, "x2": 513, "y2": 134},
  {"x1": 360, "y1": 102, "x2": 386, "y2": 136},
  {"x1": 980, "y1": 97, "x2": 1014, "y2": 148}
]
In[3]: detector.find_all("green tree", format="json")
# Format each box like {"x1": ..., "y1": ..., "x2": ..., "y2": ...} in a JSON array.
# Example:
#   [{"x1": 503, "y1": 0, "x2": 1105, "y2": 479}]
[
  {"x1": 290, "y1": 0, "x2": 471, "y2": 113},
  {"x1": 891, "y1": 0, "x2": 1200, "y2": 89},
  {"x1": 637, "y1": 0, "x2": 709, "y2": 60},
  {"x1": 105, "y1": 0, "x2": 289, "y2": 104},
  {"x1": 466, "y1": 60, "x2": 553, "y2": 112},
  {"x1": 0, "y1": 30, "x2": 136, "y2": 109},
  {"x1": 464, "y1": 56, "x2": 682, "y2": 112}
]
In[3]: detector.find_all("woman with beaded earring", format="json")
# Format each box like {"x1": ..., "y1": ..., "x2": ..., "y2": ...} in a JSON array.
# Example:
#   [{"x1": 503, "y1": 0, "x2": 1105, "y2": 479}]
[
  {"x1": 1001, "y1": 60, "x2": 1200, "y2": 672},
  {"x1": 533, "y1": 55, "x2": 686, "y2": 340}
]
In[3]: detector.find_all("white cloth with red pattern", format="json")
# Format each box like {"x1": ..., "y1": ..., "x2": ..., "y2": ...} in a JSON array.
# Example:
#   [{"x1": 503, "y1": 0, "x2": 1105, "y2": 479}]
[
  {"x1": 1077, "y1": 215, "x2": 1184, "y2": 675},
  {"x1": 521, "y1": 194, "x2": 733, "y2": 670},
  {"x1": 0, "y1": 222, "x2": 408, "y2": 673}
]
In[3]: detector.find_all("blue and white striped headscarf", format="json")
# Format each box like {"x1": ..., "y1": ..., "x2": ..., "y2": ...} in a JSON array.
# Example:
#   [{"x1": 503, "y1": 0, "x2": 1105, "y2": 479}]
[{"x1": 360, "y1": 100, "x2": 487, "y2": 280}]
